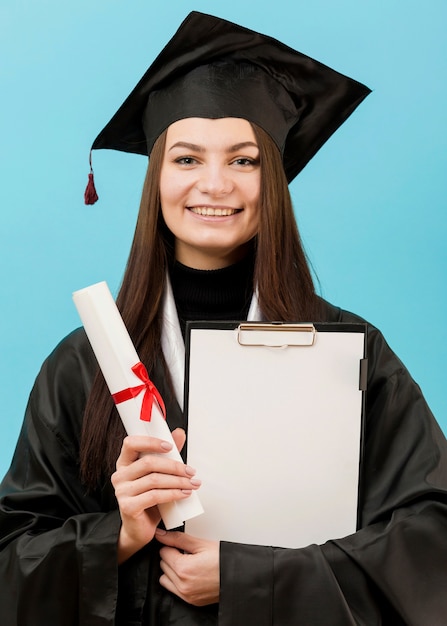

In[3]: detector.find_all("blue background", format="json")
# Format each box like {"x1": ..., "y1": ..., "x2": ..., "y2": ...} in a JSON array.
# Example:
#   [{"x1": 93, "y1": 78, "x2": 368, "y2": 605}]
[{"x1": 1, "y1": 0, "x2": 446, "y2": 478}]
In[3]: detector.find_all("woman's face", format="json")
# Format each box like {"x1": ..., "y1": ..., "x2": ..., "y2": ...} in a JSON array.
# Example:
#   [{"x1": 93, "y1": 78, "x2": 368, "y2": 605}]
[{"x1": 159, "y1": 117, "x2": 261, "y2": 269}]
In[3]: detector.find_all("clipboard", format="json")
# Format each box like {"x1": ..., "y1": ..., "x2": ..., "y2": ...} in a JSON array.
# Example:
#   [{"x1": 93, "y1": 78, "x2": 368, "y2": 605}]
[{"x1": 184, "y1": 321, "x2": 367, "y2": 549}]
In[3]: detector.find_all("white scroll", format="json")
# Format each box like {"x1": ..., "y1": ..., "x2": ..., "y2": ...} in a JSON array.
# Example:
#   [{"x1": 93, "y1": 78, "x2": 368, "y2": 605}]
[{"x1": 73, "y1": 280, "x2": 203, "y2": 529}]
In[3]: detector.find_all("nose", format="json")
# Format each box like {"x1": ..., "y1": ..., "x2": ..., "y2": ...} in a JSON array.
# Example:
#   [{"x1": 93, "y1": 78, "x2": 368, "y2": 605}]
[{"x1": 196, "y1": 163, "x2": 233, "y2": 197}]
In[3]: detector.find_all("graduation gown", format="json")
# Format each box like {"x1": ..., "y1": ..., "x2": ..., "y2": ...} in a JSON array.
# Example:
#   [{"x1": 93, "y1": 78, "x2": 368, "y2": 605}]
[{"x1": 1, "y1": 298, "x2": 447, "y2": 625}]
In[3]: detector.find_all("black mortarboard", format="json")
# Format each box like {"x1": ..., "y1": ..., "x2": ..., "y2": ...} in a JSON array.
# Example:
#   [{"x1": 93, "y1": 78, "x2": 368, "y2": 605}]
[{"x1": 85, "y1": 11, "x2": 370, "y2": 203}]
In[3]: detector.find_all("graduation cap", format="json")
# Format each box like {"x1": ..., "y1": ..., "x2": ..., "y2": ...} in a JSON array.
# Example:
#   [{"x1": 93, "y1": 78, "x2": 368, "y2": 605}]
[{"x1": 84, "y1": 11, "x2": 371, "y2": 204}]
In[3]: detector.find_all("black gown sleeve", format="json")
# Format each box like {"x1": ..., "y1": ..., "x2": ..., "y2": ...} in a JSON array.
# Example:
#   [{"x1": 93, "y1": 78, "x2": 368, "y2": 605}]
[
  {"x1": 0, "y1": 330, "x2": 121, "y2": 625},
  {"x1": 218, "y1": 314, "x2": 447, "y2": 625},
  {"x1": 0, "y1": 328, "x2": 219, "y2": 626}
]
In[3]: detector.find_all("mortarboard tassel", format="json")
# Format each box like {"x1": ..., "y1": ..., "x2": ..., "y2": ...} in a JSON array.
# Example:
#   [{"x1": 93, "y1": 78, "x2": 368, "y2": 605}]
[{"x1": 84, "y1": 151, "x2": 99, "y2": 205}]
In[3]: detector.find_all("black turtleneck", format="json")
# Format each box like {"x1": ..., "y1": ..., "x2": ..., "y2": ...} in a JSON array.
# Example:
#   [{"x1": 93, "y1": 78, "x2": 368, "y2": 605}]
[{"x1": 169, "y1": 253, "x2": 255, "y2": 337}]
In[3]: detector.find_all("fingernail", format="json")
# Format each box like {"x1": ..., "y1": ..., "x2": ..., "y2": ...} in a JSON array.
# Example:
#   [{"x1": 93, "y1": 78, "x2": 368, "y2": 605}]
[
  {"x1": 160, "y1": 441, "x2": 173, "y2": 451},
  {"x1": 155, "y1": 528, "x2": 167, "y2": 535},
  {"x1": 181, "y1": 489, "x2": 192, "y2": 495},
  {"x1": 185, "y1": 465, "x2": 196, "y2": 476},
  {"x1": 190, "y1": 478, "x2": 201, "y2": 486}
]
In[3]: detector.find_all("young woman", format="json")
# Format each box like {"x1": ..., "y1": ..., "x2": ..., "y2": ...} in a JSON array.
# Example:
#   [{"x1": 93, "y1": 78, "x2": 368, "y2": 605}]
[{"x1": 1, "y1": 12, "x2": 447, "y2": 625}]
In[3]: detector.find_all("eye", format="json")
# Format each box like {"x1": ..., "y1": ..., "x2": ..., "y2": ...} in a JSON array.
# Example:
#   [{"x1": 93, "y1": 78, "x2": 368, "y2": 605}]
[
  {"x1": 231, "y1": 157, "x2": 260, "y2": 168},
  {"x1": 174, "y1": 156, "x2": 198, "y2": 166}
]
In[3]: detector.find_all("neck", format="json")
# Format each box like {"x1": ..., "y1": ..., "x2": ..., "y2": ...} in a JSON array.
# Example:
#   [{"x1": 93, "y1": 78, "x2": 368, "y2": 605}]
[{"x1": 174, "y1": 241, "x2": 253, "y2": 270}]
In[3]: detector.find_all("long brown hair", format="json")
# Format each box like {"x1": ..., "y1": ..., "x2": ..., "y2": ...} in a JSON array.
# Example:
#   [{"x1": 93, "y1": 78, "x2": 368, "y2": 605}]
[{"x1": 80, "y1": 123, "x2": 320, "y2": 488}]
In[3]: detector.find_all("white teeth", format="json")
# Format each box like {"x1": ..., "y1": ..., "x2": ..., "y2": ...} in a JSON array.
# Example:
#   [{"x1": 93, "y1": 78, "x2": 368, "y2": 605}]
[{"x1": 189, "y1": 207, "x2": 238, "y2": 216}]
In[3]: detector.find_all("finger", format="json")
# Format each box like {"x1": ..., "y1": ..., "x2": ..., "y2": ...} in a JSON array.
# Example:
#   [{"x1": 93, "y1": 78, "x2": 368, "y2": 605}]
[
  {"x1": 116, "y1": 435, "x2": 174, "y2": 467},
  {"x1": 159, "y1": 546, "x2": 182, "y2": 571},
  {"x1": 113, "y1": 451, "x2": 197, "y2": 484},
  {"x1": 159, "y1": 549, "x2": 183, "y2": 586},
  {"x1": 159, "y1": 546, "x2": 191, "y2": 596},
  {"x1": 159, "y1": 567, "x2": 184, "y2": 600},
  {"x1": 155, "y1": 529, "x2": 202, "y2": 553},
  {"x1": 171, "y1": 428, "x2": 186, "y2": 452},
  {"x1": 117, "y1": 486, "x2": 196, "y2": 517},
  {"x1": 114, "y1": 470, "x2": 201, "y2": 499}
]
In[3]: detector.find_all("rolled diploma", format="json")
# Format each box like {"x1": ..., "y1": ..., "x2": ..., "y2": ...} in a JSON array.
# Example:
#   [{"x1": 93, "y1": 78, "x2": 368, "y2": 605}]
[{"x1": 72, "y1": 280, "x2": 203, "y2": 529}]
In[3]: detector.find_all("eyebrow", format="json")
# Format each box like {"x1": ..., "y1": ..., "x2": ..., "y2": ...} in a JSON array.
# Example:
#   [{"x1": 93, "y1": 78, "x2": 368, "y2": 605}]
[{"x1": 168, "y1": 140, "x2": 259, "y2": 153}]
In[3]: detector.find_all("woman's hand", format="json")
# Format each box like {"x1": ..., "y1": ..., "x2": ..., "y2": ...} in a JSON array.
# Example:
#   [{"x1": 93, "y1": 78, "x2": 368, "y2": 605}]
[
  {"x1": 156, "y1": 529, "x2": 220, "y2": 606},
  {"x1": 111, "y1": 428, "x2": 201, "y2": 564}
]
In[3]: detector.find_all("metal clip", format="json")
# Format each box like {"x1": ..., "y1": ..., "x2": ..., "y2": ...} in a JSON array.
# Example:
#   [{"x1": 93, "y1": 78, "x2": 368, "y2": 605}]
[{"x1": 237, "y1": 323, "x2": 316, "y2": 347}]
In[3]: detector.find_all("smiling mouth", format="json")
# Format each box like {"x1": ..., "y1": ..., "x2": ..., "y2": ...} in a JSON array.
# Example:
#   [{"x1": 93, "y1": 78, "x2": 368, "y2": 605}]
[{"x1": 188, "y1": 206, "x2": 241, "y2": 216}]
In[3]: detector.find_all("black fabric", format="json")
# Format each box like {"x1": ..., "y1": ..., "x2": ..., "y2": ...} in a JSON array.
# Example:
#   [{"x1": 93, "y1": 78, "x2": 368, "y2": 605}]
[
  {"x1": 91, "y1": 11, "x2": 370, "y2": 183},
  {"x1": 169, "y1": 254, "x2": 254, "y2": 337},
  {"x1": 1, "y1": 298, "x2": 447, "y2": 624},
  {"x1": 143, "y1": 60, "x2": 298, "y2": 158}
]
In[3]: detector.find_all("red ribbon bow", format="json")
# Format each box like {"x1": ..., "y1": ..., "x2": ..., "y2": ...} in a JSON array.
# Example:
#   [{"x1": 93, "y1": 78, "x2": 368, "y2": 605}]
[{"x1": 112, "y1": 362, "x2": 166, "y2": 422}]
